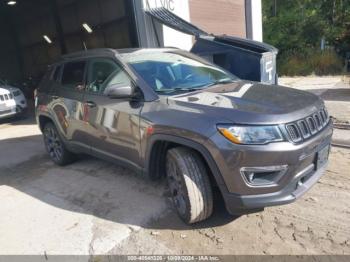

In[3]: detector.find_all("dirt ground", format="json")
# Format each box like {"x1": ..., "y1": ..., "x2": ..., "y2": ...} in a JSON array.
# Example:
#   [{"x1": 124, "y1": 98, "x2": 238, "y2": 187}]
[
  {"x1": 0, "y1": 77, "x2": 350, "y2": 255},
  {"x1": 0, "y1": 116, "x2": 349, "y2": 256}
]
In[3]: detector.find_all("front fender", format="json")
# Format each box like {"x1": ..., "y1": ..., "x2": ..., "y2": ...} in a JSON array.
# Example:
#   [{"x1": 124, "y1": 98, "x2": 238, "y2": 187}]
[{"x1": 144, "y1": 133, "x2": 228, "y2": 192}]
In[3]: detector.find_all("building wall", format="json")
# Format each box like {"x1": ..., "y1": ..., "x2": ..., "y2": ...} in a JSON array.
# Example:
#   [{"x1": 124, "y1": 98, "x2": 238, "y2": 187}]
[
  {"x1": 189, "y1": 0, "x2": 246, "y2": 38},
  {"x1": 245, "y1": 0, "x2": 263, "y2": 41},
  {"x1": 139, "y1": 0, "x2": 249, "y2": 50},
  {"x1": 140, "y1": 0, "x2": 193, "y2": 50}
]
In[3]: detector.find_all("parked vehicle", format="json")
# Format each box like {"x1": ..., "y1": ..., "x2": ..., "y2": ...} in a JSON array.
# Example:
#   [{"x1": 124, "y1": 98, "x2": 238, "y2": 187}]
[
  {"x1": 35, "y1": 48, "x2": 333, "y2": 224},
  {"x1": 0, "y1": 79, "x2": 28, "y2": 120}
]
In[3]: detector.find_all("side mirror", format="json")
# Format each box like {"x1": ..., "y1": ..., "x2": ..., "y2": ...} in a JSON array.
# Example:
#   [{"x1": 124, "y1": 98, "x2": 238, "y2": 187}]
[{"x1": 104, "y1": 84, "x2": 133, "y2": 99}]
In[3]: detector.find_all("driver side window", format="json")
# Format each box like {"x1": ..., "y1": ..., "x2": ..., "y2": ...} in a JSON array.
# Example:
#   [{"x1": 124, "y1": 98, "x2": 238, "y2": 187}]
[{"x1": 87, "y1": 58, "x2": 131, "y2": 95}]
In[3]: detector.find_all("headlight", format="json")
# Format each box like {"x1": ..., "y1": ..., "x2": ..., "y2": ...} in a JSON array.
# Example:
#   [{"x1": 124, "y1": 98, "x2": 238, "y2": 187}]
[{"x1": 217, "y1": 125, "x2": 284, "y2": 145}]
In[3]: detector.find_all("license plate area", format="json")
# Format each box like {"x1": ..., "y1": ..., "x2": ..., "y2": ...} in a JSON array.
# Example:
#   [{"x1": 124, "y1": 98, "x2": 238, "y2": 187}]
[{"x1": 315, "y1": 145, "x2": 330, "y2": 169}]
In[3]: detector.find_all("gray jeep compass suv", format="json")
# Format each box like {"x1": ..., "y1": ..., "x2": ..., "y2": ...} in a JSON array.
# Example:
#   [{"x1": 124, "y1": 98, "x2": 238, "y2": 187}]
[{"x1": 35, "y1": 48, "x2": 333, "y2": 224}]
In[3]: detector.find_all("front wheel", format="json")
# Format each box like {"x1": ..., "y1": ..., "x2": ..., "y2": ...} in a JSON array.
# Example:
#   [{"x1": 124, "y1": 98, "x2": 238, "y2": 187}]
[
  {"x1": 43, "y1": 122, "x2": 76, "y2": 166},
  {"x1": 166, "y1": 147, "x2": 213, "y2": 224}
]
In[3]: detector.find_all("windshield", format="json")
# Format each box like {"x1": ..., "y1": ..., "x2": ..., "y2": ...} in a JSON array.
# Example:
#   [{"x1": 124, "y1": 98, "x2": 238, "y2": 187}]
[{"x1": 121, "y1": 51, "x2": 237, "y2": 94}]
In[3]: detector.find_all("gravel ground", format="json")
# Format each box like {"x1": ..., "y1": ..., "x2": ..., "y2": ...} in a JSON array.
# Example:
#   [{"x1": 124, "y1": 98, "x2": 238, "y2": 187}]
[{"x1": 279, "y1": 76, "x2": 350, "y2": 123}]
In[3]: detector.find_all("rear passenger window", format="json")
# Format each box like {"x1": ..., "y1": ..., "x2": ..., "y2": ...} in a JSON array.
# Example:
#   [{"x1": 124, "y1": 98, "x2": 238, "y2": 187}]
[{"x1": 61, "y1": 61, "x2": 86, "y2": 91}]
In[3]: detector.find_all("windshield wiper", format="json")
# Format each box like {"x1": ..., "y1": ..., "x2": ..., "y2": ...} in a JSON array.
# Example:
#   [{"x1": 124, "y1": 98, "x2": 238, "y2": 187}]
[
  {"x1": 156, "y1": 79, "x2": 235, "y2": 94},
  {"x1": 173, "y1": 87, "x2": 204, "y2": 92},
  {"x1": 204, "y1": 79, "x2": 236, "y2": 88},
  {"x1": 156, "y1": 87, "x2": 203, "y2": 94}
]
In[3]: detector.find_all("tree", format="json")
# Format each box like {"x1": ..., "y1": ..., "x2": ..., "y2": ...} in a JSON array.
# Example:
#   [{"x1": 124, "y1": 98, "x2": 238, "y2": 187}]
[{"x1": 263, "y1": 0, "x2": 350, "y2": 57}]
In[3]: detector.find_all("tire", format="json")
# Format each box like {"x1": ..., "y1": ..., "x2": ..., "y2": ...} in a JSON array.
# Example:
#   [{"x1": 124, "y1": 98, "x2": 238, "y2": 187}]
[
  {"x1": 43, "y1": 122, "x2": 76, "y2": 166},
  {"x1": 16, "y1": 106, "x2": 27, "y2": 120},
  {"x1": 166, "y1": 147, "x2": 213, "y2": 224}
]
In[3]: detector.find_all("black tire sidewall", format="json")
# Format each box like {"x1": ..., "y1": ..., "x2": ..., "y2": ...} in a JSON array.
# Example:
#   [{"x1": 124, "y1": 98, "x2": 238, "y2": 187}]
[
  {"x1": 166, "y1": 151, "x2": 192, "y2": 223},
  {"x1": 43, "y1": 122, "x2": 71, "y2": 166}
]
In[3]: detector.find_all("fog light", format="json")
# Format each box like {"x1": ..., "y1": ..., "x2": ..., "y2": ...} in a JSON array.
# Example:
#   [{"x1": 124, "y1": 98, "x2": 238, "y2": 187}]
[{"x1": 240, "y1": 165, "x2": 288, "y2": 187}]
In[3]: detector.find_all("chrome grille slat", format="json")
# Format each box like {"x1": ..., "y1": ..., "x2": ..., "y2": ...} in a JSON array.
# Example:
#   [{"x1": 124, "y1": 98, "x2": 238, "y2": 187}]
[
  {"x1": 323, "y1": 108, "x2": 328, "y2": 120},
  {"x1": 298, "y1": 120, "x2": 311, "y2": 138},
  {"x1": 313, "y1": 114, "x2": 322, "y2": 130},
  {"x1": 307, "y1": 117, "x2": 317, "y2": 134},
  {"x1": 286, "y1": 108, "x2": 329, "y2": 143}
]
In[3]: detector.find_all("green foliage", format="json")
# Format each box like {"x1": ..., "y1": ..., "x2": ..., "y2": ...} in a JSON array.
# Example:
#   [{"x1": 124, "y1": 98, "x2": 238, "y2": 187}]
[
  {"x1": 311, "y1": 50, "x2": 344, "y2": 75},
  {"x1": 278, "y1": 56, "x2": 313, "y2": 76},
  {"x1": 279, "y1": 49, "x2": 343, "y2": 76},
  {"x1": 263, "y1": 0, "x2": 350, "y2": 76}
]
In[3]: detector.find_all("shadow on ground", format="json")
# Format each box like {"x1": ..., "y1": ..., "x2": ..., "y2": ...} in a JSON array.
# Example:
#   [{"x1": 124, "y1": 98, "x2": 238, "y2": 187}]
[
  {"x1": 305, "y1": 88, "x2": 350, "y2": 102},
  {"x1": 0, "y1": 134, "x2": 238, "y2": 231},
  {"x1": 0, "y1": 114, "x2": 36, "y2": 126}
]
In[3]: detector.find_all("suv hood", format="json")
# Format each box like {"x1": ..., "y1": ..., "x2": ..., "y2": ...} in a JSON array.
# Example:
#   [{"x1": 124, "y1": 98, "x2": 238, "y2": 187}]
[
  {"x1": 167, "y1": 81, "x2": 324, "y2": 125},
  {"x1": 0, "y1": 86, "x2": 20, "y2": 94}
]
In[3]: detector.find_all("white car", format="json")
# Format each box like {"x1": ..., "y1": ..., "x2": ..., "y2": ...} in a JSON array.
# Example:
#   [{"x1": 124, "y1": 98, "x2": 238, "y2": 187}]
[{"x1": 0, "y1": 80, "x2": 28, "y2": 120}]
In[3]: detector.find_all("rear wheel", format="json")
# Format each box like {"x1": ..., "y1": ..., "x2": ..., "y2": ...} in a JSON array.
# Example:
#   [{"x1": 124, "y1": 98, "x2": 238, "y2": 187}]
[
  {"x1": 43, "y1": 122, "x2": 75, "y2": 166},
  {"x1": 166, "y1": 147, "x2": 213, "y2": 224}
]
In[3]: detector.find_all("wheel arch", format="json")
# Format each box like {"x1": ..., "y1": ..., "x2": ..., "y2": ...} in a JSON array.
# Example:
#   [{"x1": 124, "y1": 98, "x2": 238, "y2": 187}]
[
  {"x1": 38, "y1": 114, "x2": 55, "y2": 132},
  {"x1": 145, "y1": 134, "x2": 227, "y2": 193}
]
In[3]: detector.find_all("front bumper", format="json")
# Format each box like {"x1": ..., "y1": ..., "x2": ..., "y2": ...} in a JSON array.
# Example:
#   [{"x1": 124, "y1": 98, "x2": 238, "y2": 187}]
[
  {"x1": 0, "y1": 106, "x2": 27, "y2": 119},
  {"x1": 222, "y1": 163, "x2": 328, "y2": 215},
  {"x1": 207, "y1": 122, "x2": 333, "y2": 215}
]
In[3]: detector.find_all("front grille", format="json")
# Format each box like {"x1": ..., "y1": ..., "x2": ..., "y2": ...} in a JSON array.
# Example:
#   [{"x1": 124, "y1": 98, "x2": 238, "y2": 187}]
[
  {"x1": 286, "y1": 124, "x2": 302, "y2": 142},
  {"x1": 286, "y1": 108, "x2": 330, "y2": 143}
]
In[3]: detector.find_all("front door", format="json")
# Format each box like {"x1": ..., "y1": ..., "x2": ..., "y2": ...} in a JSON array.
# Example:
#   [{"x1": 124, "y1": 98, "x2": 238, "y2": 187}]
[{"x1": 82, "y1": 58, "x2": 143, "y2": 170}]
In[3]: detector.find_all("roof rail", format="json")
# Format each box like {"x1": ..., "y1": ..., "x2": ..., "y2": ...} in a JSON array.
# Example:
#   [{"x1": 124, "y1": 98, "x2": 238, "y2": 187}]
[{"x1": 61, "y1": 48, "x2": 117, "y2": 60}]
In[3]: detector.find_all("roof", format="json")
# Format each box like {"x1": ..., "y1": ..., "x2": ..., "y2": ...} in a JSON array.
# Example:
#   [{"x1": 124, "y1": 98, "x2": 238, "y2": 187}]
[
  {"x1": 61, "y1": 48, "x2": 117, "y2": 60},
  {"x1": 0, "y1": 87, "x2": 11, "y2": 95},
  {"x1": 59, "y1": 48, "x2": 179, "y2": 62}
]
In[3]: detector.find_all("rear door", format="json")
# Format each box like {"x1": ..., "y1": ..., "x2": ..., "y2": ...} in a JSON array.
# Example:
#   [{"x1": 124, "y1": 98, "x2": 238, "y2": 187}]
[
  {"x1": 50, "y1": 60, "x2": 90, "y2": 151},
  {"x1": 82, "y1": 57, "x2": 143, "y2": 170}
]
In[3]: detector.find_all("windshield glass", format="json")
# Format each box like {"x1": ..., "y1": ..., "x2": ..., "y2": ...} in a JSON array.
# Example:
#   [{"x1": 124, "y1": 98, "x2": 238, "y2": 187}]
[{"x1": 121, "y1": 51, "x2": 237, "y2": 94}]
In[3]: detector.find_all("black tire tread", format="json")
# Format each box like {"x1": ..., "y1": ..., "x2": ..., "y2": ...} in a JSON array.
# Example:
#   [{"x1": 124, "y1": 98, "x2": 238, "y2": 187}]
[{"x1": 167, "y1": 147, "x2": 213, "y2": 224}]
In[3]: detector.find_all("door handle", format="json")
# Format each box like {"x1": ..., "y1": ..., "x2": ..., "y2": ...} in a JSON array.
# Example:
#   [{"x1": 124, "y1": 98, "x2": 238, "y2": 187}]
[{"x1": 85, "y1": 101, "x2": 97, "y2": 108}]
